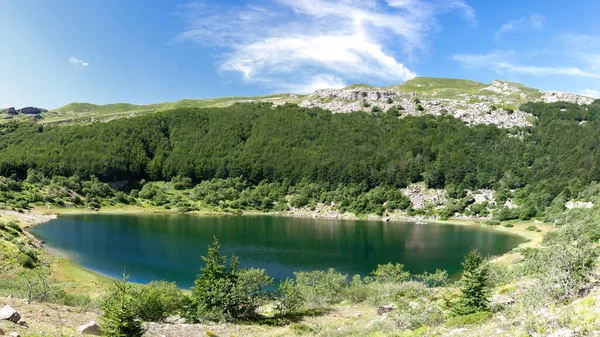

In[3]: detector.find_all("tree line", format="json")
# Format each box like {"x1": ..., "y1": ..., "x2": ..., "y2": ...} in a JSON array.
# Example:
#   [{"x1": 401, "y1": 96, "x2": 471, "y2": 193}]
[{"x1": 1, "y1": 100, "x2": 600, "y2": 217}]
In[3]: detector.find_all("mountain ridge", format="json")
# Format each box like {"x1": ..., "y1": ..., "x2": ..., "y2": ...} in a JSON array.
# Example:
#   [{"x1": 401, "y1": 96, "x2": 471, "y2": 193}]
[{"x1": 1, "y1": 77, "x2": 595, "y2": 126}]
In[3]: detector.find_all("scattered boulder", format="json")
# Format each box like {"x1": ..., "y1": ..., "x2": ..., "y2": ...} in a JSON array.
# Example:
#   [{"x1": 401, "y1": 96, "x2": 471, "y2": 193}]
[
  {"x1": 77, "y1": 321, "x2": 102, "y2": 336},
  {"x1": 6, "y1": 107, "x2": 17, "y2": 115},
  {"x1": 0, "y1": 305, "x2": 21, "y2": 324},
  {"x1": 9, "y1": 332, "x2": 20, "y2": 337},
  {"x1": 376, "y1": 303, "x2": 396, "y2": 315}
]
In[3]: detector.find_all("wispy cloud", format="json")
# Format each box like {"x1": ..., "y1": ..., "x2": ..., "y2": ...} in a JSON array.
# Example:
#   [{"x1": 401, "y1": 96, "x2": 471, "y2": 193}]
[
  {"x1": 582, "y1": 89, "x2": 600, "y2": 98},
  {"x1": 178, "y1": 0, "x2": 476, "y2": 92},
  {"x1": 453, "y1": 50, "x2": 600, "y2": 79},
  {"x1": 68, "y1": 56, "x2": 89, "y2": 70},
  {"x1": 495, "y1": 14, "x2": 545, "y2": 39}
]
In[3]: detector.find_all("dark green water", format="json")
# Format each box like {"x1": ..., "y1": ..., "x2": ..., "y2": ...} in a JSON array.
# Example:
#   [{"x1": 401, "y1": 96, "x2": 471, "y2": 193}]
[{"x1": 31, "y1": 214, "x2": 524, "y2": 288}]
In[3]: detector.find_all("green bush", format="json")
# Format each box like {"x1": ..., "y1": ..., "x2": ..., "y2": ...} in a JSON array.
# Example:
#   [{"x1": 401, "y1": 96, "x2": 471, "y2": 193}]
[
  {"x1": 294, "y1": 268, "x2": 347, "y2": 309},
  {"x1": 445, "y1": 311, "x2": 492, "y2": 328},
  {"x1": 526, "y1": 225, "x2": 538, "y2": 231},
  {"x1": 372, "y1": 263, "x2": 410, "y2": 283},
  {"x1": 134, "y1": 281, "x2": 187, "y2": 322},
  {"x1": 495, "y1": 207, "x2": 520, "y2": 221},
  {"x1": 503, "y1": 223, "x2": 514, "y2": 228},
  {"x1": 484, "y1": 220, "x2": 500, "y2": 226},
  {"x1": 275, "y1": 278, "x2": 303, "y2": 316}
]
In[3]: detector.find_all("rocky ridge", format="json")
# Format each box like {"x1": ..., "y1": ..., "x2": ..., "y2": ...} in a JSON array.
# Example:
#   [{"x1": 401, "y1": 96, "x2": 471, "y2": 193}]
[{"x1": 299, "y1": 79, "x2": 595, "y2": 128}]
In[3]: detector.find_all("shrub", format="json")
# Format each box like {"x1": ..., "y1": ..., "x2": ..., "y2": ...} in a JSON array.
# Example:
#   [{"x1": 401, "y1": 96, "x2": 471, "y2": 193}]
[
  {"x1": 526, "y1": 225, "x2": 538, "y2": 231},
  {"x1": 19, "y1": 268, "x2": 55, "y2": 302},
  {"x1": 503, "y1": 223, "x2": 514, "y2": 228},
  {"x1": 101, "y1": 272, "x2": 144, "y2": 337},
  {"x1": 294, "y1": 268, "x2": 347, "y2": 309},
  {"x1": 445, "y1": 311, "x2": 492, "y2": 328},
  {"x1": 275, "y1": 278, "x2": 303, "y2": 316},
  {"x1": 416, "y1": 104, "x2": 425, "y2": 111},
  {"x1": 484, "y1": 220, "x2": 500, "y2": 226},
  {"x1": 372, "y1": 263, "x2": 410, "y2": 283},
  {"x1": 495, "y1": 207, "x2": 520, "y2": 221},
  {"x1": 387, "y1": 98, "x2": 394, "y2": 104},
  {"x1": 415, "y1": 269, "x2": 449, "y2": 288},
  {"x1": 134, "y1": 281, "x2": 187, "y2": 322},
  {"x1": 371, "y1": 106, "x2": 383, "y2": 113}
]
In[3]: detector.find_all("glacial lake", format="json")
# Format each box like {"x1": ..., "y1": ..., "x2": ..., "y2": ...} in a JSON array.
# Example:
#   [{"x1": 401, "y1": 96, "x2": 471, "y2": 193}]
[{"x1": 31, "y1": 214, "x2": 525, "y2": 288}]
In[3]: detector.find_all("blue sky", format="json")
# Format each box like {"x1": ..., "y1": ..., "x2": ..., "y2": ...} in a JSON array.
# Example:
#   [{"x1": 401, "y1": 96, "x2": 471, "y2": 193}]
[{"x1": 1, "y1": 0, "x2": 600, "y2": 109}]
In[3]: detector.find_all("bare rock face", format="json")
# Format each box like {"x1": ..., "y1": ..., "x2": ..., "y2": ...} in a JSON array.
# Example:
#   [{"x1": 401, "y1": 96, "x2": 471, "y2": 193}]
[
  {"x1": 541, "y1": 91, "x2": 594, "y2": 105},
  {"x1": 298, "y1": 80, "x2": 596, "y2": 129},
  {"x1": 6, "y1": 107, "x2": 17, "y2": 115},
  {"x1": 0, "y1": 305, "x2": 21, "y2": 324},
  {"x1": 299, "y1": 88, "x2": 535, "y2": 128},
  {"x1": 77, "y1": 321, "x2": 102, "y2": 335},
  {"x1": 18, "y1": 107, "x2": 47, "y2": 114}
]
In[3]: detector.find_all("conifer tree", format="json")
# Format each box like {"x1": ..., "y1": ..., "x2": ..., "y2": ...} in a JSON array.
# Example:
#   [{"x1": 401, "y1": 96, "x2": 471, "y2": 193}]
[
  {"x1": 101, "y1": 271, "x2": 143, "y2": 337},
  {"x1": 452, "y1": 249, "x2": 490, "y2": 315}
]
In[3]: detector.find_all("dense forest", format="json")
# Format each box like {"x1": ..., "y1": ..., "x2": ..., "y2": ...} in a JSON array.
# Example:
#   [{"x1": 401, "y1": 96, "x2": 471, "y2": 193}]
[{"x1": 1, "y1": 100, "x2": 600, "y2": 218}]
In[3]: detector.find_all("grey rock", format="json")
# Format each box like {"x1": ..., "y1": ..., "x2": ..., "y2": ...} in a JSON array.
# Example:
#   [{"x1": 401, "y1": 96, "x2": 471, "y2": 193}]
[
  {"x1": 6, "y1": 107, "x2": 17, "y2": 115},
  {"x1": 77, "y1": 321, "x2": 101, "y2": 335},
  {"x1": 376, "y1": 303, "x2": 396, "y2": 315},
  {"x1": 0, "y1": 305, "x2": 20, "y2": 323}
]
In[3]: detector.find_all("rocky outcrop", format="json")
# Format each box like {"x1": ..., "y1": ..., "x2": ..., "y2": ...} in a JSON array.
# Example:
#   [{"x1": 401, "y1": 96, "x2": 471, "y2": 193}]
[
  {"x1": 0, "y1": 305, "x2": 21, "y2": 324},
  {"x1": 401, "y1": 183, "x2": 445, "y2": 210},
  {"x1": 541, "y1": 91, "x2": 594, "y2": 105},
  {"x1": 2, "y1": 107, "x2": 48, "y2": 115},
  {"x1": 299, "y1": 79, "x2": 596, "y2": 129},
  {"x1": 299, "y1": 88, "x2": 535, "y2": 128},
  {"x1": 18, "y1": 107, "x2": 47, "y2": 114}
]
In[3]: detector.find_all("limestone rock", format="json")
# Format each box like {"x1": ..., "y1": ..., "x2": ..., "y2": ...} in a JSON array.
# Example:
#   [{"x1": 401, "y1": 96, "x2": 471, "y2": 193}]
[
  {"x1": 8, "y1": 332, "x2": 19, "y2": 337},
  {"x1": 0, "y1": 305, "x2": 20, "y2": 323},
  {"x1": 6, "y1": 107, "x2": 17, "y2": 115},
  {"x1": 77, "y1": 321, "x2": 101, "y2": 336}
]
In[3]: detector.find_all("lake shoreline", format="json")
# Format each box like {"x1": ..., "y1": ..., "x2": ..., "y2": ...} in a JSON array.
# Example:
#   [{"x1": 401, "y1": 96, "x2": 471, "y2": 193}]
[{"x1": 13, "y1": 204, "x2": 547, "y2": 290}]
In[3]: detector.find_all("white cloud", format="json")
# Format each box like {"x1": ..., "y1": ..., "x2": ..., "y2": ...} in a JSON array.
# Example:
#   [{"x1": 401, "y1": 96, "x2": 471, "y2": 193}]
[
  {"x1": 284, "y1": 74, "x2": 347, "y2": 94},
  {"x1": 495, "y1": 14, "x2": 545, "y2": 39},
  {"x1": 178, "y1": 0, "x2": 476, "y2": 91},
  {"x1": 582, "y1": 89, "x2": 600, "y2": 98},
  {"x1": 453, "y1": 50, "x2": 600, "y2": 79},
  {"x1": 68, "y1": 57, "x2": 89, "y2": 70}
]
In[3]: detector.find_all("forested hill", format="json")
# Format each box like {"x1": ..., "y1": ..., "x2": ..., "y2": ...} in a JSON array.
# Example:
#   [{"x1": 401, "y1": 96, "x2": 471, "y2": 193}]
[{"x1": 1, "y1": 100, "x2": 600, "y2": 213}]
